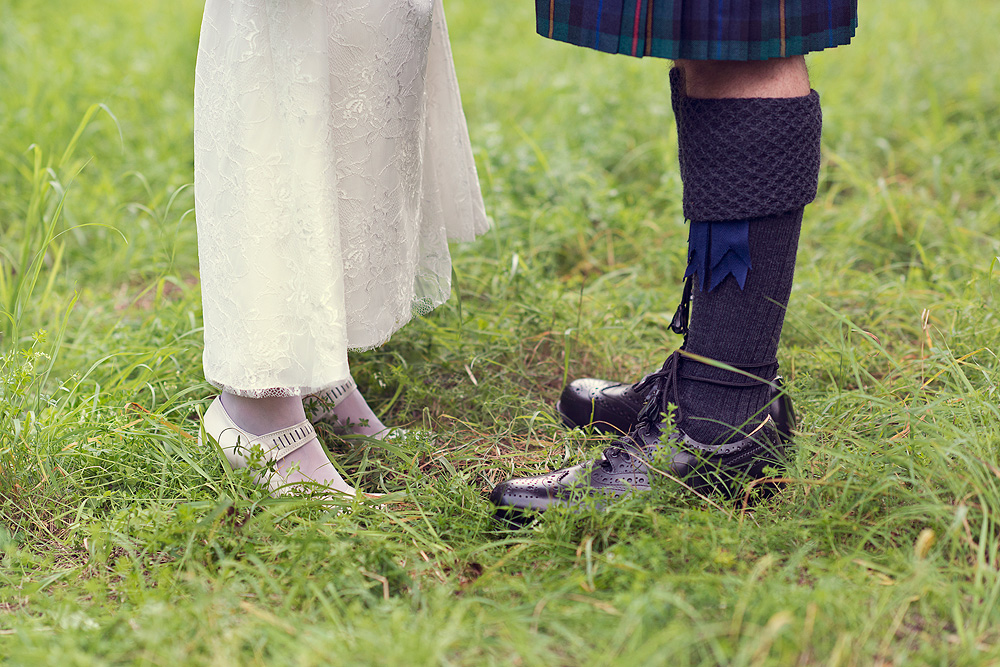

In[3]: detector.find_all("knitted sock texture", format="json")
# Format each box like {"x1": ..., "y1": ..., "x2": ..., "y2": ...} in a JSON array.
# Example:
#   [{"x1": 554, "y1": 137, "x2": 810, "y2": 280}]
[
  {"x1": 676, "y1": 87, "x2": 821, "y2": 222},
  {"x1": 670, "y1": 85, "x2": 822, "y2": 444}
]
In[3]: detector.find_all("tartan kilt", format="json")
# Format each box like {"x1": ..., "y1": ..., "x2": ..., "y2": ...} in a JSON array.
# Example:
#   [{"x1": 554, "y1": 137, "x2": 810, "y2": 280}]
[{"x1": 536, "y1": 0, "x2": 858, "y2": 61}]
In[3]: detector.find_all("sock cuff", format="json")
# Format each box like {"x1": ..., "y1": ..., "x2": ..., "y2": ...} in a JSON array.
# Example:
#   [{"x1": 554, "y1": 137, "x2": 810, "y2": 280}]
[{"x1": 676, "y1": 90, "x2": 822, "y2": 222}]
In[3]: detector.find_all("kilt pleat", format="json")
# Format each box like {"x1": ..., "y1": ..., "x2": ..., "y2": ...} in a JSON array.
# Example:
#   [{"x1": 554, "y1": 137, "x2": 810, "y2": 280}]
[{"x1": 536, "y1": 0, "x2": 857, "y2": 60}]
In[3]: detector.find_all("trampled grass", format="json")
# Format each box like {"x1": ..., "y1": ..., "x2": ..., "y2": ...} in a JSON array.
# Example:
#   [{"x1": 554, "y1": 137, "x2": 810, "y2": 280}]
[{"x1": 1, "y1": 0, "x2": 999, "y2": 664}]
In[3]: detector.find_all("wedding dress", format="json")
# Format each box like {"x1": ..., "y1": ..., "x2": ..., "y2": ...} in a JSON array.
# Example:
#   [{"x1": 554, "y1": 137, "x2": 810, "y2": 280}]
[{"x1": 194, "y1": 0, "x2": 488, "y2": 398}]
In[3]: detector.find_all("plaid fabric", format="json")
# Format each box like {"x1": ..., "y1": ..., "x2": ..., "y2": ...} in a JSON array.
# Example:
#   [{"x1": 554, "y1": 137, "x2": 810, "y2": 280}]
[{"x1": 536, "y1": 0, "x2": 857, "y2": 60}]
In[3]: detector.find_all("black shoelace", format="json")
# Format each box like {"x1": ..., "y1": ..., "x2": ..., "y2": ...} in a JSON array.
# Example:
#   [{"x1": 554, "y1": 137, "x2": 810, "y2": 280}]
[
  {"x1": 598, "y1": 277, "x2": 776, "y2": 471},
  {"x1": 633, "y1": 351, "x2": 684, "y2": 430},
  {"x1": 649, "y1": 273, "x2": 778, "y2": 431},
  {"x1": 633, "y1": 350, "x2": 778, "y2": 430},
  {"x1": 598, "y1": 350, "x2": 777, "y2": 471},
  {"x1": 597, "y1": 352, "x2": 684, "y2": 472}
]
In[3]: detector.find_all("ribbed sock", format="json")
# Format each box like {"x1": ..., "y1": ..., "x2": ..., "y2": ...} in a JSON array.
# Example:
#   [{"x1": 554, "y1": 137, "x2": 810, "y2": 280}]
[
  {"x1": 668, "y1": 69, "x2": 821, "y2": 444},
  {"x1": 678, "y1": 212, "x2": 801, "y2": 443}
]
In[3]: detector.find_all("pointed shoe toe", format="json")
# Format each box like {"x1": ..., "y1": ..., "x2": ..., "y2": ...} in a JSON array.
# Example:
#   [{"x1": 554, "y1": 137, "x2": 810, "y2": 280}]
[{"x1": 489, "y1": 463, "x2": 601, "y2": 522}]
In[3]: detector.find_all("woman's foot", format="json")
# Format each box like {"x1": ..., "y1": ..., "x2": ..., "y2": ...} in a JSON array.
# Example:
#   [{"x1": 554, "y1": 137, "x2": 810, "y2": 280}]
[
  {"x1": 304, "y1": 377, "x2": 399, "y2": 439},
  {"x1": 202, "y1": 393, "x2": 356, "y2": 497}
]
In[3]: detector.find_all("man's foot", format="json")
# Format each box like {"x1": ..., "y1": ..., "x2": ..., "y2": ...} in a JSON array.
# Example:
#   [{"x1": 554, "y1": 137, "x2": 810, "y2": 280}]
[
  {"x1": 490, "y1": 353, "x2": 790, "y2": 519},
  {"x1": 556, "y1": 370, "x2": 796, "y2": 441}
]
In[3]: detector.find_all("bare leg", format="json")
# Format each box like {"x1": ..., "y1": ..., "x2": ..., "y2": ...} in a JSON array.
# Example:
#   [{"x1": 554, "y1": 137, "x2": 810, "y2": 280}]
[{"x1": 676, "y1": 56, "x2": 809, "y2": 99}]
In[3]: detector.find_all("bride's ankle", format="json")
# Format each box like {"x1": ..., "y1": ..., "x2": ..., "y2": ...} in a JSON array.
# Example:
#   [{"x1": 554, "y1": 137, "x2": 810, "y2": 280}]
[
  {"x1": 305, "y1": 376, "x2": 391, "y2": 437},
  {"x1": 220, "y1": 392, "x2": 307, "y2": 436}
]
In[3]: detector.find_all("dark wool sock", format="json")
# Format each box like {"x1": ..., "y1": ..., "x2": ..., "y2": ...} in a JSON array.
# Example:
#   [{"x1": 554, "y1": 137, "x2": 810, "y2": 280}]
[
  {"x1": 668, "y1": 72, "x2": 822, "y2": 445},
  {"x1": 678, "y1": 212, "x2": 801, "y2": 444}
]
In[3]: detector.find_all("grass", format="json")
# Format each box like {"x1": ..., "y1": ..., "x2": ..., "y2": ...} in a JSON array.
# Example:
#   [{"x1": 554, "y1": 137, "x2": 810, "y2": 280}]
[{"x1": 1, "y1": 0, "x2": 999, "y2": 664}]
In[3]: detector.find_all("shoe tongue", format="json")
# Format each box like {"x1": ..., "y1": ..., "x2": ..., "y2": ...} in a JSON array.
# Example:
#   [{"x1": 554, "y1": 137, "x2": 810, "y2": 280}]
[
  {"x1": 635, "y1": 361, "x2": 678, "y2": 426},
  {"x1": 633, "y1": 420, "x2": 662, "y2": 446}
]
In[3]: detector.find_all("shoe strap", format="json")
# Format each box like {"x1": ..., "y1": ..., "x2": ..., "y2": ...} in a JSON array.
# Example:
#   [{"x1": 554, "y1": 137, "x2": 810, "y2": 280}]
[
  {"x1": 306, "y1": 377, "x2": 358, "y2": 411},
  {"x1": 252, "y1": 419, "x2": 317, "y2": 464}
]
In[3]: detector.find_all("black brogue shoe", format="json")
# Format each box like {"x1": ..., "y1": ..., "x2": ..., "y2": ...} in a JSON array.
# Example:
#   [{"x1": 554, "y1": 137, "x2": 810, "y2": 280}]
[
  {"x1": 555, "y1": 379, "x2": 646, "y2": 435},
  {"x1": 490, "y1": 416, "x2": 785, "y2": 520},
  {"x1": 557, "y1": 373, "x2": 796, "y2": 442},
  {"x1": 492, "y1": 352, "x2": 791, "y2": 520}
]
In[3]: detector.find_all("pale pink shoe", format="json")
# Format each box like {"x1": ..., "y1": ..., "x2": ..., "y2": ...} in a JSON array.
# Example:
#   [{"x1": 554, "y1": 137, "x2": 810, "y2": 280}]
[
  {"x1": 304, "y1": 377, "x2": 404, "y2": 441},
  {"x1": 200, "y1": 396, "x2": 356, "y2": 497}
]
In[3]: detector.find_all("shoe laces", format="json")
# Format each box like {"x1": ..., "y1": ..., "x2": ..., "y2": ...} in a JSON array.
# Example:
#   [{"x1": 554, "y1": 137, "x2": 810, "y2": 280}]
[
  {"x1": 631, "y1": 350, "x2": 778, "y2": 430},
  {"x1": 596, "y1": 352, "x2": 682, "y2": 473},
  {"x1": 599, "y1": 350, "x2": 779, "y2": 472},
  {"x1": 633, "y1": 350, "x2": 684, "y2": 431}
]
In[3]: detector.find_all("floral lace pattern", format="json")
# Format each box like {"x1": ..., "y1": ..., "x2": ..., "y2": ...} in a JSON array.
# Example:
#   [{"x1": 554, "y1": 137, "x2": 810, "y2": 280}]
[{"x1": 194, "y1": 0, "x2": 488, "y2": 398}]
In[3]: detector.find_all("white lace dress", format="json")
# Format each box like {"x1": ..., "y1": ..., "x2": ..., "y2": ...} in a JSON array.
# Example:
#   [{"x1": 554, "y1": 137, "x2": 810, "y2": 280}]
[{"x1": 194, "y1": 0, "x2": 488, "y2": 398}]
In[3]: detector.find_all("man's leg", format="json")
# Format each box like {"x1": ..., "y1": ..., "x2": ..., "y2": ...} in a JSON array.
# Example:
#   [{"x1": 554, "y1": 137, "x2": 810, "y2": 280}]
[
  {"x1": 678, "y1": 57, "x2": 809, "y2": 99},
  {"x1": 556, "y1": 57, "x2": 819, "y2": 443},
  {"x1": 669, "y1": 57, "x2": 819, "y2": 445},
  {"x1": 490, "y1": 56, "x2": 823, "y2": 513}
]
